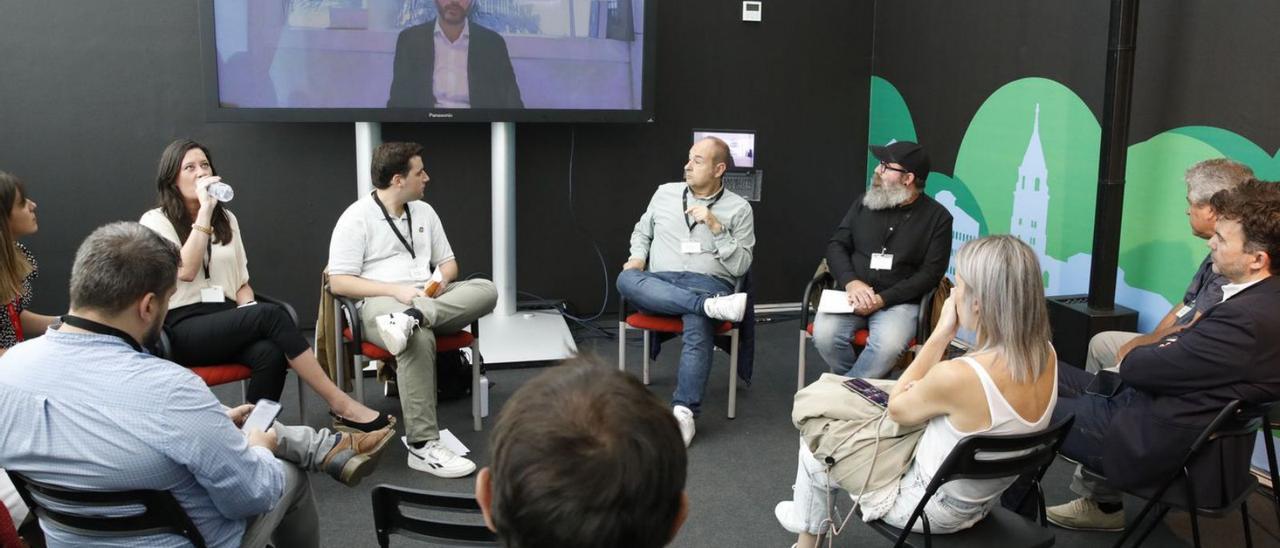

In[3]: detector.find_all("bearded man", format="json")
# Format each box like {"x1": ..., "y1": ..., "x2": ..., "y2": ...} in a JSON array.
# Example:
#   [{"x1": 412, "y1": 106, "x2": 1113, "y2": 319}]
[{"x1": 812, "y1": 141, "x2": 953, "y2": 378}]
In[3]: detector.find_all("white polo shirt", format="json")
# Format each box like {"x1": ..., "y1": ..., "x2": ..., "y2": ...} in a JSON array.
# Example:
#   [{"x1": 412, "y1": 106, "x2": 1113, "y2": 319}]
[{"x1": 327, "y1": 195, "x2": 455, "y2": 286}]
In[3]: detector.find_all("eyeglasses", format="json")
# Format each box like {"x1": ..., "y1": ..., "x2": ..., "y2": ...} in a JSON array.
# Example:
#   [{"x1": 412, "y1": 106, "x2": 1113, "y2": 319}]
[{"x1": 878, "y1": 161, "x2": 909, "y2": 174}]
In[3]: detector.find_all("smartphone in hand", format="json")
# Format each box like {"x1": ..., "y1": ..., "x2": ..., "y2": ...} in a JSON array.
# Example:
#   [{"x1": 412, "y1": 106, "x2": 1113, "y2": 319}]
[
  {"x1": 843, "y1": 378, "x2": 890, "y2": 407},
  {"x1": 241, "y1": 399, "x2": 283, "y2": 432}
]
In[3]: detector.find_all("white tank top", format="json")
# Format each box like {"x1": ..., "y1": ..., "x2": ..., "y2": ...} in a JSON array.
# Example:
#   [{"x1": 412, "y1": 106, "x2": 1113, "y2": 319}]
[{"x1": 910, "y1": 355, "x2": 1057, "y2": 503}]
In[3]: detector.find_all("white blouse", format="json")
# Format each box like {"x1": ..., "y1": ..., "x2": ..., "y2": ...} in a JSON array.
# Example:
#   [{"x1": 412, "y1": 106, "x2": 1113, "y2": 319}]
[{"x1": 140, "y1": 208, "x2": 250, "y2": 308}]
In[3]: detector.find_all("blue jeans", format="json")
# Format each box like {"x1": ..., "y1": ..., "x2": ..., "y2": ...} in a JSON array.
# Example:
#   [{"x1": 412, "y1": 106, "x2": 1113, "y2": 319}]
[
  {"x1": 616, "y1": 269, "x2": 734, "y2": 416},
  {"x1": 812, "y1": 303, "x2": 919, "y2": 379}
]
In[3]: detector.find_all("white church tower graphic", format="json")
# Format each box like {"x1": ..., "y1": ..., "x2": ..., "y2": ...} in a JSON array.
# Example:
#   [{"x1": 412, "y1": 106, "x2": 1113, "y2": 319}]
[
  {"x1": 934, "y1": 191, "x2": 979, "y2": 281},
  {"x1": 1011, "y1": 104, "x2": 1050, "y2": 260}
]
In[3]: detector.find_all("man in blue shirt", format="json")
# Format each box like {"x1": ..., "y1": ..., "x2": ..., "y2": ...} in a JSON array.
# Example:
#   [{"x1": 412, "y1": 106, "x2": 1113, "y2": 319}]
[{"x1": 0, "y1": 222, "x2": 393, "y2": 548}]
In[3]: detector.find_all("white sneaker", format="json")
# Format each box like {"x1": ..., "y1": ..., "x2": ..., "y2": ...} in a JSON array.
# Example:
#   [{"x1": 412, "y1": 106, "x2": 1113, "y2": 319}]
[
  {"x1": 404, "y1": 436, "x2": 476, "y2": 478},
  {"x1": 703, "y1": 293, "x2": 747, "y2": 322},
  {"x1": 774, "y1": 501, "x2": 807, "y2": 534},
  {"x1": 375, "y1": 312, "x2": 419, "y2": 354},
  {"x1": 673, "y1": 405, "x2": 696, "y2": 447}
]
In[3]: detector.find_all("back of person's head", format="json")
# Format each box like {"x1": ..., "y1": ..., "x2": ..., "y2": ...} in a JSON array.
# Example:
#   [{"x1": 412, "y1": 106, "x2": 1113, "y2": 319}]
[
  {"x1": 1185, "y1": 158, "x2": 1254, "y2": 205},
  {"x1": 1210, "y1": 179, "x2": 1280, "y2": 274},
  {"x1": 954, "y1": 235, "x2": 1051, "y2": 383},
  {"x1": 483, "y1": 360, "x2": 688, "y2": 548},
  {"x1": 0, "y1": 171, "x2": 34, "y2": 303},
  {"x1": 70, "y1": 222, "x2": 180, "y2": 314},
  {"x1": 371, "y1": 142, "x2": 425, "y2": 189}
]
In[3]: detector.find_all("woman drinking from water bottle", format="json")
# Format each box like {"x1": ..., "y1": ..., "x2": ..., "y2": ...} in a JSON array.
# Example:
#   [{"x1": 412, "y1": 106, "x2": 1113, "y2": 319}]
[{"x1": 140, "y1": 139, "x2": 391, "y2": 432}]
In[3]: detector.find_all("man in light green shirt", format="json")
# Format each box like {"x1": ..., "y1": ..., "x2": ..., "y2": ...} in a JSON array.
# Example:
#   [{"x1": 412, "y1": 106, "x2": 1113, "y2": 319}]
[{"x1": 616, "y1": 137, "x2": 755, "y2": 447}]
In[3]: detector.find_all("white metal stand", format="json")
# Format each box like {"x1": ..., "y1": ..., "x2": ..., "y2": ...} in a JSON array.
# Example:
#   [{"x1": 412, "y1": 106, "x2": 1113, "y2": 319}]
[{"x1": 479, "y1": 122, "x2": 577, "y2": 363}]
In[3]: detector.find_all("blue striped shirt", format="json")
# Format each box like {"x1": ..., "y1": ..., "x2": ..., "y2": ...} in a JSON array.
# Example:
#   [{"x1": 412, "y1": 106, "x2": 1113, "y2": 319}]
[{"x1": 0, "y1": 329, "x2": 284, "y2": 547}]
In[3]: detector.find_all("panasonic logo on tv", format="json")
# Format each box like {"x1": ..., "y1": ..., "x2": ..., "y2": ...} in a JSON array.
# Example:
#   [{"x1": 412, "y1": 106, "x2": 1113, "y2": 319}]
[{"x1": 428, "y1": 112, "x2": 453, "y2": 118}]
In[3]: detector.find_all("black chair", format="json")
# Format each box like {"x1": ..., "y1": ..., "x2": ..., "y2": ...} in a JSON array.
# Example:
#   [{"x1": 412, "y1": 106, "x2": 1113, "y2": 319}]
[
  {"x1": 858, "y1": 415, "x2": 1075, "y2": 548},
  {"x1": 372, "y1": 484, "x2": 497, "y2": 547},
  {"x1": 1257, "y1": 404, "x2": 1280, "y2": 533},
  {"x1": 1082, "y1": 399, "x2": 1271, "y2": 548},
  {"x1": 6, "y1": 470, "x2": 205, "y2": 547}
]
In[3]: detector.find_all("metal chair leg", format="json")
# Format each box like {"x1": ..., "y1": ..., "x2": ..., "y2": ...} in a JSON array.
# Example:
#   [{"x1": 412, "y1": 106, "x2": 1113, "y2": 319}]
[
  {"x1": 1263, "y1": 427, "x2": 1280, "y2": 528},
  {"x1": 472, "y1": 339, "x2": 482, "y2": 432},
  {"x1": 642, "y1": 330, "x2": 651, "y2": 386},
  {"x1": 728, "y1": 328, "x2": 739, "y2": 419},
  {"x1": 797, "y1": 330, "x2": 808, "y2": 392},
  {"x1": 617, "y1": 322, "x2": 627, "y2": 372},
  {"x1": 239, "y1": 380, "x2": 248, "y2": 403},
  {"x1": 354, "y1": 356, "x2": 366, "y2": 404},
  {"x1": 1124, "y1": 504, "x2": 1170, "y2": 548},
  {"x1": 1241, "y1": 499, "x2": 1254, "y2": 548}
]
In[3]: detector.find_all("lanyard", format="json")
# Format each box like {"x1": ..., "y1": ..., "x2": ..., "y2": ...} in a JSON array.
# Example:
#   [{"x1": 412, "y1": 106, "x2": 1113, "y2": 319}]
[
  {"x1": 7, "y1": 301, "x2": 22, "y2": 342},
  {"x1": 372, "y1": 191, "x2": 416, "y2": 259},
  {"x1": 60, "y1": 314, "x2": 143, "y2": 353},
  {"x1": 682, "y1": 185, "x2": 726, "y2": 232},
  {"x1": 880, "y1": 210, "x2": 914, "y2": 254}
]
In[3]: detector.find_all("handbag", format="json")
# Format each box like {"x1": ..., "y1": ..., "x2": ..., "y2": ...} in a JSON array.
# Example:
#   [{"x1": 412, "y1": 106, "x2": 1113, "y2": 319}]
[{"x1": 792, "y1": 374, "x2": 926, "y2": 494}]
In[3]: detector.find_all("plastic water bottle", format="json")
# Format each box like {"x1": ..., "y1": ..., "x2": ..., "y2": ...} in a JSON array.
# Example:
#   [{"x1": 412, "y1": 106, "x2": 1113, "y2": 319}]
[
  {"x1": 479, "y1": 375, "x2": 490, "y2": 418},
  {"x1": 207, "y1": 182, "x2": 234, "y2": 202}
]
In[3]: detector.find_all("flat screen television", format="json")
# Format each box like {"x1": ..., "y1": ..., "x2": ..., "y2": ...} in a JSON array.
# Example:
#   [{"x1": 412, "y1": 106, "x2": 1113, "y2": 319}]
[{"x1": 199, "y1": 0, "x2": 656, "y2": 122}]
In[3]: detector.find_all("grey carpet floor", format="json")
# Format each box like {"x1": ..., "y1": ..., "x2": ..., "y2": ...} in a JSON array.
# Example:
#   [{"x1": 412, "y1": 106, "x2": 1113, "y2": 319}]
[{"x1": 208, "y1": 317, "x2": 1280, "y2": 547}]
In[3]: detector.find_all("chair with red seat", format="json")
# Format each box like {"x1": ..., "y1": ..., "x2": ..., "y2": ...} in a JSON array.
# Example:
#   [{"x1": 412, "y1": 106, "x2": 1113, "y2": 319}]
[
  {"x1": 155, "y1": 293, "x2": 306, "y2": 421},
  {"x1": 328, "y1": 290, "x2": 485, "y2": 431},
  {"x1": 797, "y1": 260, "x2": 951, "y2": 391},
  {"x1": 616, "y1": 278, "x2": 746, "y2": 419}
]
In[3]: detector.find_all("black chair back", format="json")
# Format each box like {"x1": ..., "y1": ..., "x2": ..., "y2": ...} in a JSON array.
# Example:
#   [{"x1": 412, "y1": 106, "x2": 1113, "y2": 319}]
[
  {"x1": 894, "y1": 415, "x2": 1075, "y2": 546},
  {"x1": 372, "y1": 484, "x2": 497, "y2": 547},
  {"x1": 6, "y1": 471, "x2": 206, "y2": 547}
]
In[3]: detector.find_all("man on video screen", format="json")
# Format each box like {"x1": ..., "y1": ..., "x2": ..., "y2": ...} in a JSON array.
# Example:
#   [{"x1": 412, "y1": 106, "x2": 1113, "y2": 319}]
[{"x1": 387, "y1": 0, "x2": 524, "y2": 109}]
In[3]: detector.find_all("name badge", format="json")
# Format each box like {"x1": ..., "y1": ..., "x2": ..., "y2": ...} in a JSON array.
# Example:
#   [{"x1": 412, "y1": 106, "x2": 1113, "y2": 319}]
[
  {"x1": 1175, "y1": 304, "x2": 1193, "y2": 319},
  {"x1": 681, "y1": 240, "x2": 702, "y2": 254},
  {"x1": 200, "y1": 286, "x2": 225, "y2": 303},
  {"x1": 870, "y1": 253, "x2": 894, "y2": 270}
]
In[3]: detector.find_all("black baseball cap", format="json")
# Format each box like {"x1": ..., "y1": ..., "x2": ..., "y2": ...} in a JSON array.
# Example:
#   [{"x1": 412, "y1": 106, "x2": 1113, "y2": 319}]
[{"x1": 869, "y1": 141, "x2": 931, "y2": 184}]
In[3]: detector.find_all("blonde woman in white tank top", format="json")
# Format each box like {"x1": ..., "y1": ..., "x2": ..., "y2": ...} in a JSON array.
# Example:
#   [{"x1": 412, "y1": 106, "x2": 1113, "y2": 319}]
[{"x1": 778, "y1": 235, "x2": 1057, "y2": 546}]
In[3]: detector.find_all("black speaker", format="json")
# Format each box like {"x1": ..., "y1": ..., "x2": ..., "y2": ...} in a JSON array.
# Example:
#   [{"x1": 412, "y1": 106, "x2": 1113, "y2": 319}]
[{"x1": 1046, "y1": 295, "x2": 1139, "y2": 369}]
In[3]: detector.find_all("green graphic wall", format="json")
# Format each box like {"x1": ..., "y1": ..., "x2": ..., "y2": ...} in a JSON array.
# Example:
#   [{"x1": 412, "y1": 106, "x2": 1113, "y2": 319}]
[{"x1": 869, "y1": 75, "x2": 1278, "y2": 331}]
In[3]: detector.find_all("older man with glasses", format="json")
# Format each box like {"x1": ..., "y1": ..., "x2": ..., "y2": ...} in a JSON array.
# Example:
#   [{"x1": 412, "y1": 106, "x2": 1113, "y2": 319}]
[{"x1": 812, "y1": 141, "x2": 953, "y2": 380}]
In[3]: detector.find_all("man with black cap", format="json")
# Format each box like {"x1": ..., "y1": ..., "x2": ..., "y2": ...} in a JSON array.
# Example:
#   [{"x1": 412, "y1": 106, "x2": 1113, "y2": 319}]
[{"x1": 812, "y1": 141, "x2": 953, "y2": 379}]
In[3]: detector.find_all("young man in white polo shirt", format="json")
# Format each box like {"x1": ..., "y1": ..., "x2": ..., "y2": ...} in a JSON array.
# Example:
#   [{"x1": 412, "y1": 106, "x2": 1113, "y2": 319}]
[{"x1": 328, "y1": 142, "x2": 497, "y2": 478}]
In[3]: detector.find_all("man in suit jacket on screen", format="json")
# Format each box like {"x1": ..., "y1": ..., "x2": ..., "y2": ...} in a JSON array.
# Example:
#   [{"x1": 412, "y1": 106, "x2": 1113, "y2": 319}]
[{"x1": 387, "y1": 0, "x2": 524, "y2": 109}]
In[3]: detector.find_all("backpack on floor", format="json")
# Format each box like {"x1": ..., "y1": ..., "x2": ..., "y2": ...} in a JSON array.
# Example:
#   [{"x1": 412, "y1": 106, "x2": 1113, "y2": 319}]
[{"x1": 436, "y1": 349, "x2": 473, "y2": 401}]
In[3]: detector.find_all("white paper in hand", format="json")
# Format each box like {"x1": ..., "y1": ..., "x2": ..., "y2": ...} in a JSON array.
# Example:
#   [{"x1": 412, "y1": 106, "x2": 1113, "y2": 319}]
[
  {"x1": 817, "y1": 289, "x2": 856, "y2": 314},
  {"x1": 437, "y1": 429, "x2": 470, "y2": 456}
]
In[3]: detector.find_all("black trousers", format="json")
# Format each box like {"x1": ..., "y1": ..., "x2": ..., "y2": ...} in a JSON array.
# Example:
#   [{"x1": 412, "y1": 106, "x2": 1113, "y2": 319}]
[{"x1": 167, "y1": 302, "x2": 311, "y2": 402}]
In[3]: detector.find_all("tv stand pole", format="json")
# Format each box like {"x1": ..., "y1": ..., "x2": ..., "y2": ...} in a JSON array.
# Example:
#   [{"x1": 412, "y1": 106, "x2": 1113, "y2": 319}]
[{"x1": 480, "y1": 121, "x2": 578, "y2": 363}]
